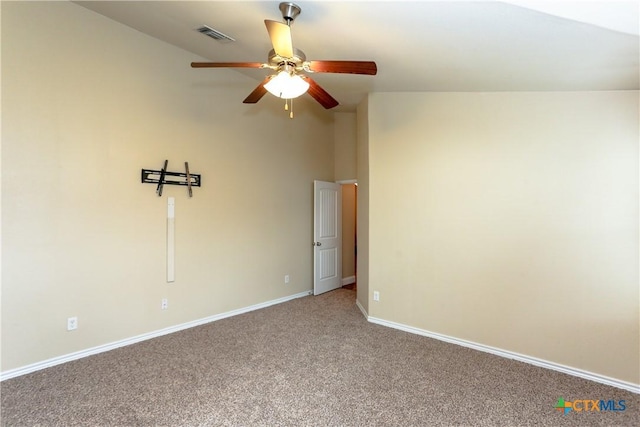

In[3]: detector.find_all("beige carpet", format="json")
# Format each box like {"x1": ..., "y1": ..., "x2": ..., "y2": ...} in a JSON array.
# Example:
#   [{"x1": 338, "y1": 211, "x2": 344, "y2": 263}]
[{"x1": 1, "y1": 289, "x2": 638, "y2": 426}]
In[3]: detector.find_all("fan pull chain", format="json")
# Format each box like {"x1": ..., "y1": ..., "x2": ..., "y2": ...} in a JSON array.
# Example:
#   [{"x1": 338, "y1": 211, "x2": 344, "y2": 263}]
[{"x1": 282, "y1": 99, "x2": 294, "y2": 118}]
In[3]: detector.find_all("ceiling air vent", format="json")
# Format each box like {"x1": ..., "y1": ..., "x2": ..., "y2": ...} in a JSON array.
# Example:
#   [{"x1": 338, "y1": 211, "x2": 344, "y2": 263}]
[{"x1": 197, "y1": 25, "x2": 235, "y2": 42}]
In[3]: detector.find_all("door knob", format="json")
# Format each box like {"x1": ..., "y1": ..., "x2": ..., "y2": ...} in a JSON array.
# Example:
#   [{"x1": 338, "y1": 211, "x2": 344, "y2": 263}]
[{"x1": 317, "y1": 242, "x2": 322, "y2": 246}]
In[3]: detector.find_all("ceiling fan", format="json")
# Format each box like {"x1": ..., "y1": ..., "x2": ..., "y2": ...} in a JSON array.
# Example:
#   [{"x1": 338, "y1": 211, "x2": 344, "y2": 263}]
[{"x1": 191, "y1": 2, "x2": 377, "y2": 117}]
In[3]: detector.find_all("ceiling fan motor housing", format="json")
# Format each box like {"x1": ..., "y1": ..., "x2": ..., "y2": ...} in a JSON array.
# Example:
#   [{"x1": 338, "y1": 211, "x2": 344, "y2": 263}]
[
  {"x1": 268, "y1": 48, "x2": 307, "y2": 69},
  {"x1": 280, "y1": 2, "x2": 301, "y2": 24}
]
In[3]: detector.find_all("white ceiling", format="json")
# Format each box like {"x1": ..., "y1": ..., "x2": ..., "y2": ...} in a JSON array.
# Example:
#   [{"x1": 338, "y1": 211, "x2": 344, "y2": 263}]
[{"x1": 74, "y1": 1, "x2": 639, "y2": 111}]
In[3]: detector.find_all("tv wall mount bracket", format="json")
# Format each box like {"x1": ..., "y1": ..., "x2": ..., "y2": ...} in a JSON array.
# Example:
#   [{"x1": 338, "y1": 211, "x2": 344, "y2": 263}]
[{"x1": 141, "y1": 160, "x2": 201, "y2": 197}]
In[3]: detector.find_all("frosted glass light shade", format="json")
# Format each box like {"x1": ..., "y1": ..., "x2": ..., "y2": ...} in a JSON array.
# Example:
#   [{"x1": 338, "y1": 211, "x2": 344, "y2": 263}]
[{"x1": 264, "y1": 71, "x2": 310, "y2": 99}]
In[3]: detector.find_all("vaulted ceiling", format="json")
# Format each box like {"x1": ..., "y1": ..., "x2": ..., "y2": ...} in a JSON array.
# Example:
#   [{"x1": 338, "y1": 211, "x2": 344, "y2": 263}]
[{"x1": 75, "y1": 1, "x2": 639, "y2": 111}]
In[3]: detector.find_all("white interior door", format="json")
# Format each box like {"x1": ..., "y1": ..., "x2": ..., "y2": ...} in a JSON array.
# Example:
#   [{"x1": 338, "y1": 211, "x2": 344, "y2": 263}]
[{"x1": 313, "y1": 180, "x2": 342, "y2": 295}]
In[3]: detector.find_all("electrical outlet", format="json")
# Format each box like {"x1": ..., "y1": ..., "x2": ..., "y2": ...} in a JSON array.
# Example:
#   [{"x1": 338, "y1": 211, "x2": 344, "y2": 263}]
[
  {"x1": 373, "y1": 291, "x2": 380, "y2": 302},
  {"x1": 67, "y1": 317, "x2": 78, "y2": 331},
  {"x1": 284, "y1": 275, "x2": 290, "y2": 284},
  {"x1": 161, "y1": 298, "x2": 168, "y2": 310}
]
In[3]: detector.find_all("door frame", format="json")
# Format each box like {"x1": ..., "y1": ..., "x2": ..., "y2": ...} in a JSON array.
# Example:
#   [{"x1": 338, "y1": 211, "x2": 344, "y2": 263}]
[{"x1": 311, "y1": 179, "x2": 358, "y2": 295}]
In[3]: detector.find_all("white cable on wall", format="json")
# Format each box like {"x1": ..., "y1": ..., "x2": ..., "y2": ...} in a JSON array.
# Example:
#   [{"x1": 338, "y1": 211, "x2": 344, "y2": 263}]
[{"x1": 167, "y1": 197, "x2": 175, "y2": 283}]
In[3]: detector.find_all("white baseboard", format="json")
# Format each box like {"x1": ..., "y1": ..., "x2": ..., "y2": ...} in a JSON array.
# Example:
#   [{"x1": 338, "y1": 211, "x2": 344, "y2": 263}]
[
  {"x1": 367, "y1": 316, "x2": 640, "y2": 394},
  {"x1": 0, "y1": 290, "x2": 312, "y2": 382},
  {"x1": 355, "y1": 299, "x2": 368, "y2": 318},
  {"x1": 341, "y1": 276, "x2": 356, "y2": 286}
]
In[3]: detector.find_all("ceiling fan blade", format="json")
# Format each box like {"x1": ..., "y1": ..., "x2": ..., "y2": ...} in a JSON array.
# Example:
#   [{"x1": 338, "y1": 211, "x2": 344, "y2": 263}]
[
  {"x1": 264, "y1": 20, "x2": 293, "y2": 58},
  {"x1": 243, "y1": 76, "x2": 273, "y2": 104},
  {"x1": 307, "y1": 60, "x2": 377, "y2": 75},
  {"x1": 302, "y1": 76, "x2": 339, "y2": 109},
  {"x1": 191, "y1": 62, "x2": 264, "y2": 68}
]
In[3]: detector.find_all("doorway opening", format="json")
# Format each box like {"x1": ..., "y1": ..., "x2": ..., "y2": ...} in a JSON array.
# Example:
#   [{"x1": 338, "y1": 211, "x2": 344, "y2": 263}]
[{"x1": 340, "y1": 182, "x2": 357, "y2": 291}]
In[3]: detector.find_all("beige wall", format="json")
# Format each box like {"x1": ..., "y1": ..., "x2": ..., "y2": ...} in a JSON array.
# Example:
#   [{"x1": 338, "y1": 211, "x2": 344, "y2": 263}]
[
  {"x1": 334, "y1": 112, "x2": 357, "y2": 181},
  {"x1": 366, "y1": 91, "x2": 639, "y2": 384},
  {"x1": 356, "y1": 100, "x2": 370, "y2": 313},
  {"x1": 1, "y1": 1, "x2": 334, "y2": 372}
]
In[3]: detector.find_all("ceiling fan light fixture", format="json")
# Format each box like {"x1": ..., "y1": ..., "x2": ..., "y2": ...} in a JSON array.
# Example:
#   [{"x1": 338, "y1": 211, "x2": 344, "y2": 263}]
[{"x1": 264, "y1": 70, "x2": 309, "y2": 99}]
